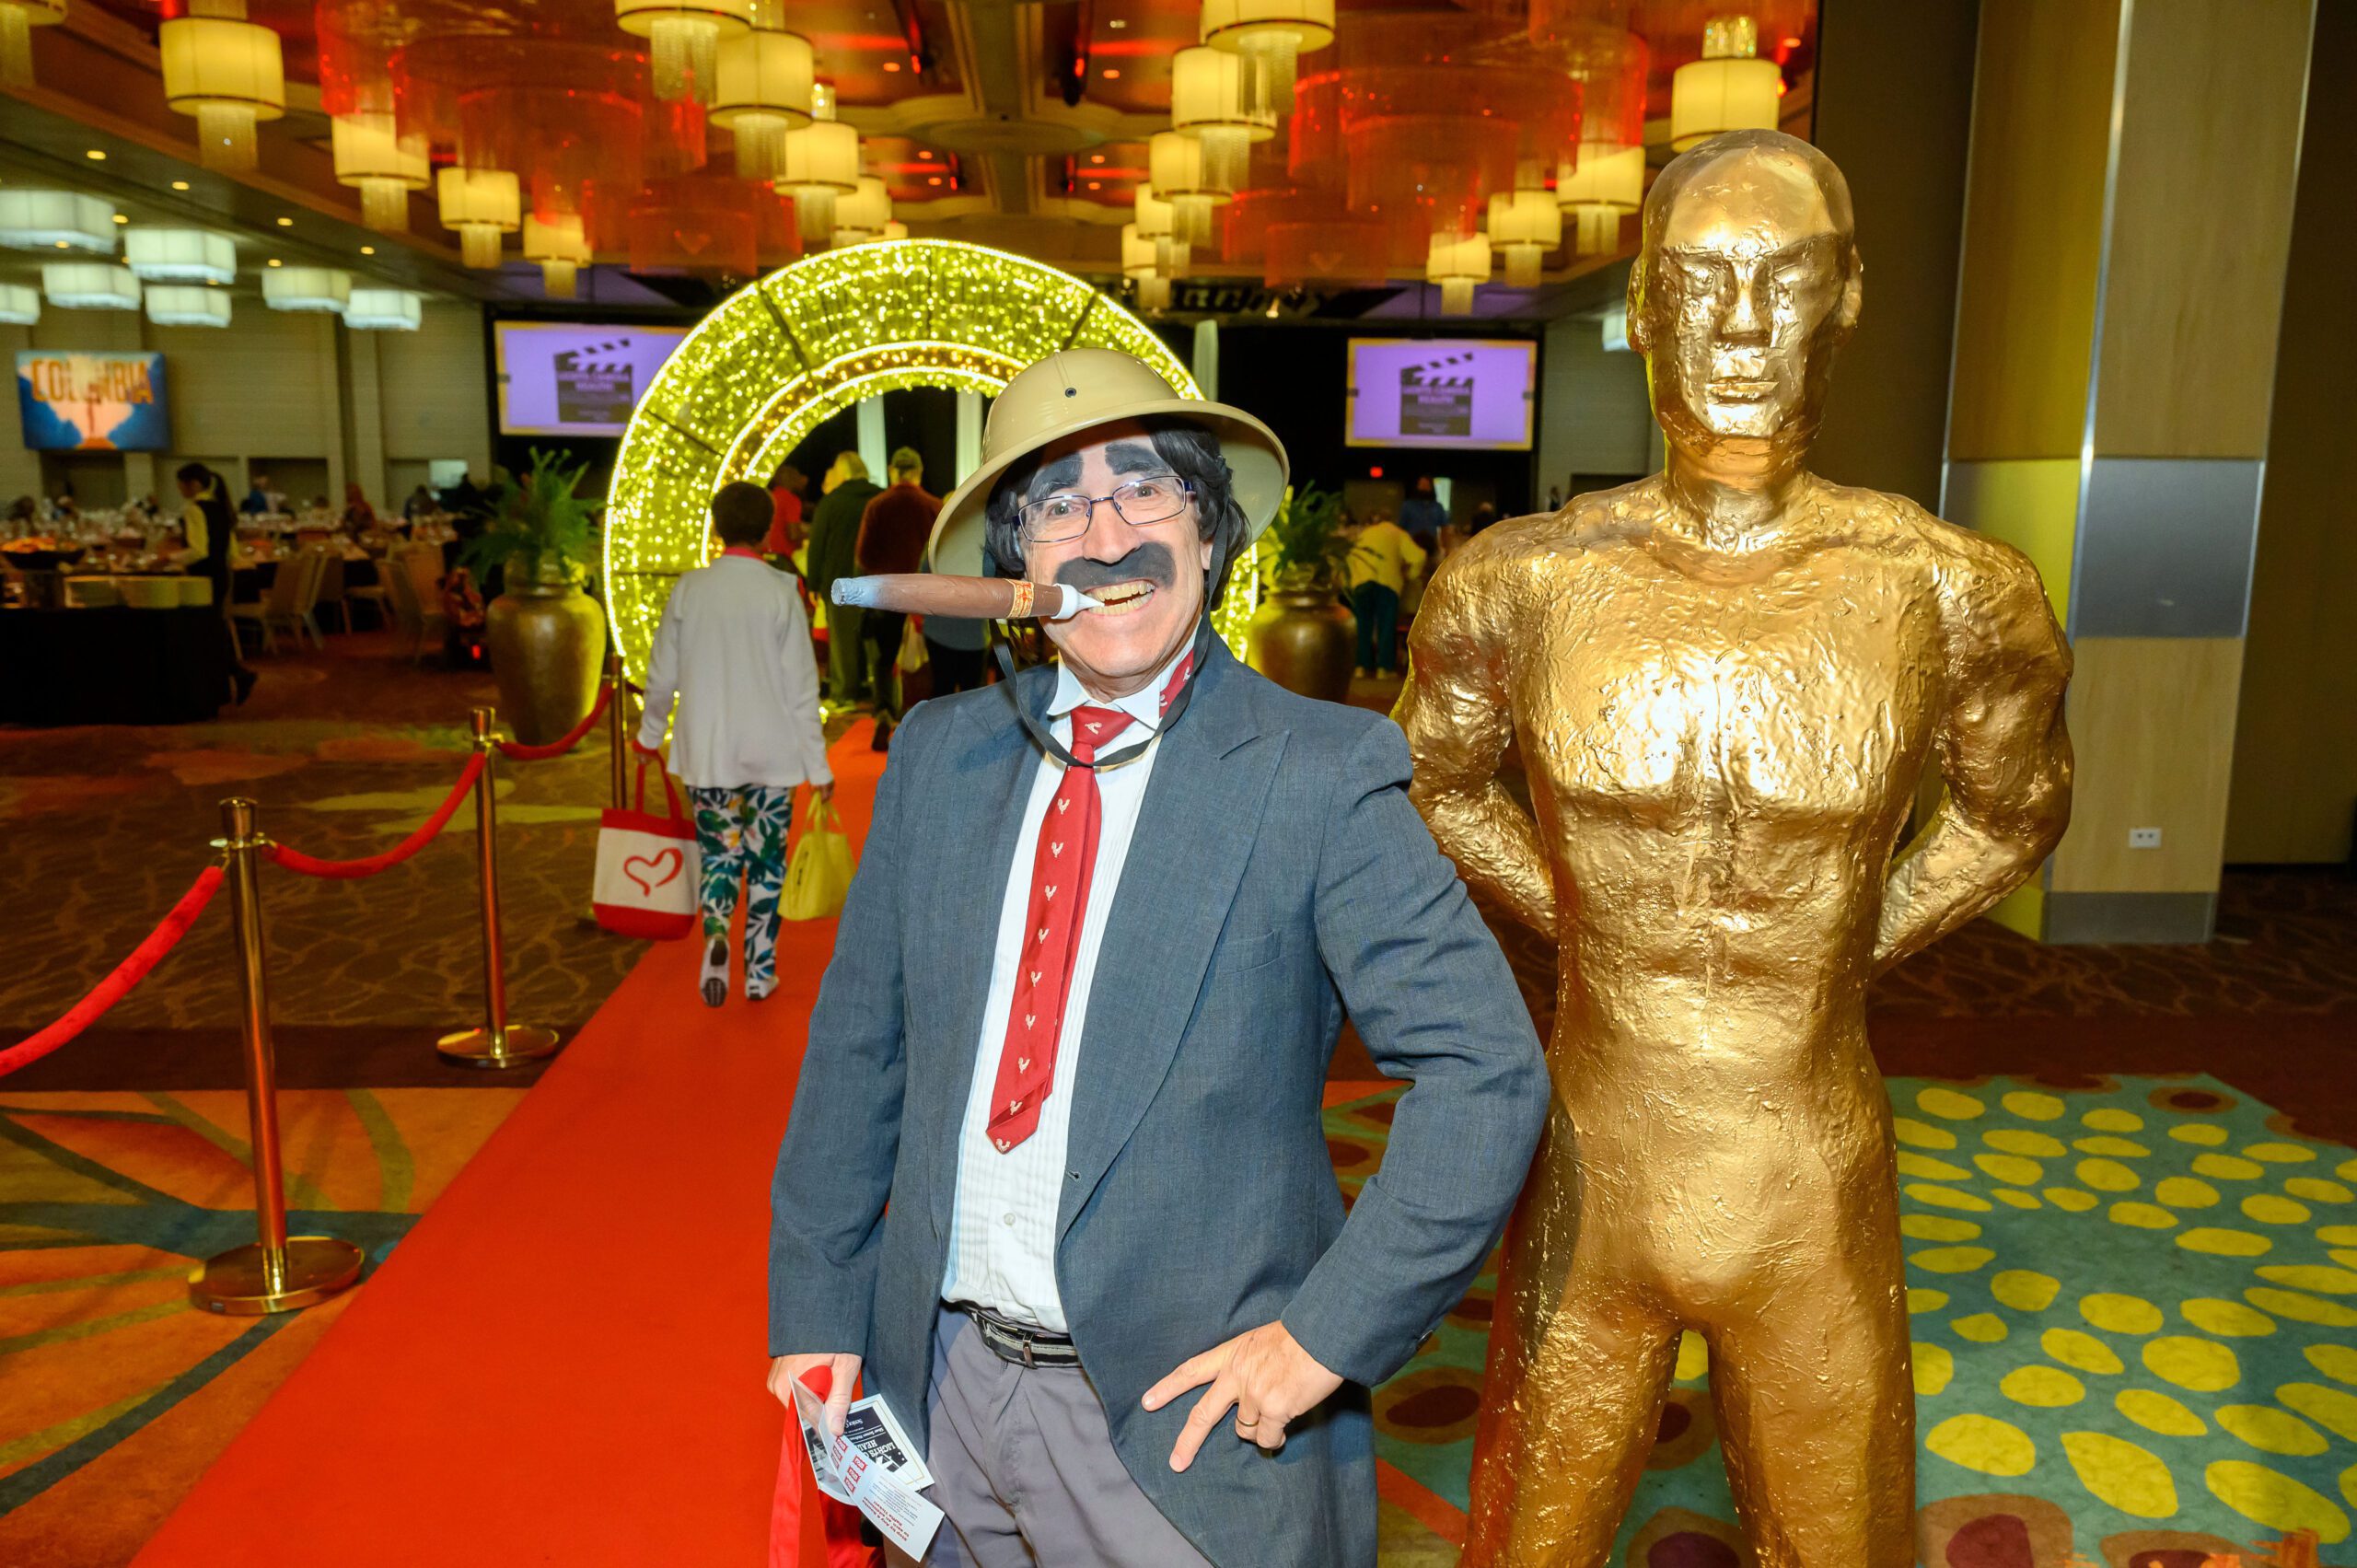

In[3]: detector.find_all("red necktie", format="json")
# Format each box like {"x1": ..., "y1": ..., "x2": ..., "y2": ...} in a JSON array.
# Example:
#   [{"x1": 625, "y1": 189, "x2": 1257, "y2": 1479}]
[{"x1": 987, "y1": 704, "x2": 1135, "y2": 1152}]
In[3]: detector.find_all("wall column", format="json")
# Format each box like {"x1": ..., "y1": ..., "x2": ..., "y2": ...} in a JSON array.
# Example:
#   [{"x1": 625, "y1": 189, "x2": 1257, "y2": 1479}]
[{"x1": 1944, "y1": 0, "x2": 2316, "y2": 944}]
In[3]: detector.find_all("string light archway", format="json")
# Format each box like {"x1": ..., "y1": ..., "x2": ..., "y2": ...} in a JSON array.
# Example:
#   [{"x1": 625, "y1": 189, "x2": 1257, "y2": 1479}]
[{"x1": 605, "y1": 238, "x2": 1204, "y2": 682}]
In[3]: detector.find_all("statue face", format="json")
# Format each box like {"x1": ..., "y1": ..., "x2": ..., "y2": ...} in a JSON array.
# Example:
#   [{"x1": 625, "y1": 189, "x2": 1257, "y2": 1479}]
[{"x1": 1634, "y1": 147, "x2": 1858, "y2": 453}]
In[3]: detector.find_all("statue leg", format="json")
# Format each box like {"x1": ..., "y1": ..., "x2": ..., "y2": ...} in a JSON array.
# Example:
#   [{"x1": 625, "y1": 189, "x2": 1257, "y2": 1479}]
[
  {"x1": 1704, "y1": 1252, "x2": 1915, "y2": 1567},
  {"x1": 1463, "y1": 1266, "x2": 1681, "y2": 1568}
]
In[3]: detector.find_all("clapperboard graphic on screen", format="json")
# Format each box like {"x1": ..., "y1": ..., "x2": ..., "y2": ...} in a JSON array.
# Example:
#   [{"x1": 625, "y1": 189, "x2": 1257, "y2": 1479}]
[
  {"x1": 554, "y1": 338, "x2": 638, "y2": 425},
  {"x1": 1399, "y1": 351, "x2": 1479, "y2": 438}
]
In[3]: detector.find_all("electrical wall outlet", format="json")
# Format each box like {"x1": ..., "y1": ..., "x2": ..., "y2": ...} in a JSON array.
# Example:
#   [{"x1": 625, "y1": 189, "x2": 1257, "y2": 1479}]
[{"x1": 2130, "y1": 827, "x2": 2163, "y2": 850}]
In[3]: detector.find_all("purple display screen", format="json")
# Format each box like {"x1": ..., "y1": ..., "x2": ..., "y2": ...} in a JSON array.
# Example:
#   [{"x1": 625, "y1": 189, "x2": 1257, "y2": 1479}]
[
  {"x1": 494, "y1": 322, "x2": 690, "y2": 437},
  {"x1": 1345, "y1": 339, "x2": 1535, "y2": 451}
]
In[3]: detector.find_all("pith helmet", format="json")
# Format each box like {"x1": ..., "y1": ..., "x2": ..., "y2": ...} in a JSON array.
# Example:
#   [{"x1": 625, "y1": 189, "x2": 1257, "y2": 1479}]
[{"x1": 926, "y1": 348, "x2": 1287, "y2": 576}]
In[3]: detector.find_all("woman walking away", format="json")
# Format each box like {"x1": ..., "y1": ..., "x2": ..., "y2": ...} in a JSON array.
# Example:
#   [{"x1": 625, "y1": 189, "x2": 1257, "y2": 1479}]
[
  {"x1": 640, "y1": 482, "x2": 833, "y2": 1007},
  {"x1": 175, "y1": 462, "x2": 258, "y2": 705}
]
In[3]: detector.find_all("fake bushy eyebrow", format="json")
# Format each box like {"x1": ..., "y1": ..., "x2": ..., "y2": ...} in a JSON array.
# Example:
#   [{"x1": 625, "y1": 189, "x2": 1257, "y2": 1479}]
[
  {"x1": 1027, "y1": 452, "x2": 1084, "y2": 500},
  {"x1": 1105, "y1": 440, "x2": 1164, "y2": 475}
]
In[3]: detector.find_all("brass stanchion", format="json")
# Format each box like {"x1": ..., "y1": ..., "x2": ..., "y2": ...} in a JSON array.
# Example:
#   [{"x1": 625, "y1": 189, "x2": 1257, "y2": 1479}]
[
  {"x1": 437, "y1": 706, "x2": 562, "y2": 1068},
  {"x1": 192, "y1": 798, "x2": 366, "y2": 1315},
  {"x1": 607, "y1": 649, "x2": 629, "y2": 810}
]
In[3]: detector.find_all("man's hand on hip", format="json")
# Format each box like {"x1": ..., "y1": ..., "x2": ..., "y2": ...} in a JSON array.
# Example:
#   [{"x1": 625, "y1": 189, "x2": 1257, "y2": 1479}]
[
  {"x1": 1142, "y1": 1321, "x2": 1342, "y2": 1471},
  {"x1": 767, "y1": 1353, "x2": 862, "y2": 1435}
]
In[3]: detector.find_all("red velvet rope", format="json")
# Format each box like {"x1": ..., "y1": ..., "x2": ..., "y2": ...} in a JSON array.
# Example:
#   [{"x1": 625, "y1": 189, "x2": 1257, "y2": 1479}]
[
  {"x1": 493, "y1": 683, "x2": 613, "y2": 761},
  {"x1": 265, "y1": 752, "x2": 486, "y2": 879},
  {"x1": 0, "y1": 864, "x2": 226, "y2": 1079}
]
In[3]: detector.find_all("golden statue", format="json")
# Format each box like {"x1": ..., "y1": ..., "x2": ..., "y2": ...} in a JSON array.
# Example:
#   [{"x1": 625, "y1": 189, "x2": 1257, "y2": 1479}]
[{"x1": 1397, "y1": 130, "x2": 2073, "y2": 1567}]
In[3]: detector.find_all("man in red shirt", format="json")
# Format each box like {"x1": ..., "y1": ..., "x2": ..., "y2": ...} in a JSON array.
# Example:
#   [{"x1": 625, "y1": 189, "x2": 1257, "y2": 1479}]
[
  {"x1": 853, "y1": 446, "x2": 940, "y2": 749},
  {"x1": 764, "y1": 463, "x2": 807, "y2": 557}
]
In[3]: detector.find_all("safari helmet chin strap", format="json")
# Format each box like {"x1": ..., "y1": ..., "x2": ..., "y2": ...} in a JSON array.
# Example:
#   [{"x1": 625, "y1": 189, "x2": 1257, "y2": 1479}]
[{"x1": 986, "y1": 532, "x2": 1227, "y2": 773}]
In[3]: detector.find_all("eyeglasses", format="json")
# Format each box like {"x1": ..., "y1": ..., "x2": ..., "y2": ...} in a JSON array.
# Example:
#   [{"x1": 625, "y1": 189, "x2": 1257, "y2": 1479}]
[{"x1": 1017, "y1": 475, "x2": 1194, "y2": 545}]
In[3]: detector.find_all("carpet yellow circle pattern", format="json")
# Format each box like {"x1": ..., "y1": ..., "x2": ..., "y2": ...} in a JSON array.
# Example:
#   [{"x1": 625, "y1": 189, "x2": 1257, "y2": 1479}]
[
  {"x1": 2082, "y1": 1295, "x2": 2164, "y2": 1335},
  {"x1": 2045, "y1": 1329, "x2": 2127, "y2": 1376},
  {"x1": 2061, "y1": 1431, "x2": 2177, "y2": 1518},
  {"x1": 1991, "y1": 1270, "x2": 2061, "y2": 1312},
  {"x1": 1926, "y1": 1414, "x2": 2036, "y2": 1477},
  {"x1": 2001, "y1": 1091, "x2": 2065, "y2": 1121},
  {"x1": 1918, "y1": 1087, "x2": 1987, "y2": 1121},
  {"x1": 2143, "y1": 1336, "x2": 2241, "y2": 1392},
  {"x1": 1986, "y1": 1129, "x2": 2068, "y2": 1157},
  {"x1": 2203, "y1": 1459, "x2": 2350, "y2": 1542},
  {"x1": 2116, "y1": 1388, "x2": 2208, "y2": 1436},
  {"x1": 2180, "y1": 1299, "x2": 2276, "y2": 1337},
  {"x1": 2157, "y1": 1177, "x2": 2222, "y2": 1208},
  {"x1": 2215, "y1": 1402, "x2": 2327, "y2": 1457},
  {"x1": 2001, "y1": 1365, "x2": 2085, "y2": 1408}
]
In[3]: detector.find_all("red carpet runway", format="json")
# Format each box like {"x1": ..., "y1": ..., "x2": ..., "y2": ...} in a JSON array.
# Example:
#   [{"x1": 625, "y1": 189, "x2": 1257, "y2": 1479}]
[{"x1": 134, "y1": 725, "x2": 887, "y2": 1568}]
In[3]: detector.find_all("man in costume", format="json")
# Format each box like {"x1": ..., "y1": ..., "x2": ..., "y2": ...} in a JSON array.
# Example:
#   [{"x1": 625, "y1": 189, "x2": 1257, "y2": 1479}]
[
  {"x1": 1398, "y1": 130, "x2": 2073, "y2": 1566},
  {"x1": 767, "y1": 348, "x2": 1549, "y2": 1567}
]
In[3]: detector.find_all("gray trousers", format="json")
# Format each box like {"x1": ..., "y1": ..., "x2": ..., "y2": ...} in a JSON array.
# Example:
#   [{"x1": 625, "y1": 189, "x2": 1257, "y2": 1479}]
[{"x1": 887, "y1": 1307, "x2": 1213, "y2": 1568}]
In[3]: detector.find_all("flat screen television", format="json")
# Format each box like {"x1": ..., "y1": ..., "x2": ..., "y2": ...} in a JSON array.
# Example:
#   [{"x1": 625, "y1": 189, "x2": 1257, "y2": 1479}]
[
  {"x1": 16, "y1": 350, "x2": 169, "y2": 451},
  {"x1": 1345, "y1": 338, "x2": 1536, "y2": 451},
  {"x1": 493, "y1": 321, "x2": 691, "y2": 437}
]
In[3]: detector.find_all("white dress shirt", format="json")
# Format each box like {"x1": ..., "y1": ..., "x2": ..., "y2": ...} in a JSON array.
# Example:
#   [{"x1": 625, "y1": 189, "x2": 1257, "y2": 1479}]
[
  {"x1": 941, "y1": 645, "x2": 1188, "y2": 1330},
  {"x1": 638, "y1": 553, "x2": 832, "y2": 790}
]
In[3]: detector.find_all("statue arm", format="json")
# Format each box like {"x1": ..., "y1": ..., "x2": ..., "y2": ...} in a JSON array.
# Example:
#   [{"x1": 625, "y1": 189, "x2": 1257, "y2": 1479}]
[
  {"x1": 1875, "y1": 546, "x2": 2074, "y2": 972},
  {"x1": 1395, "y1": 555, "x2": 1558, "y2": 938}
]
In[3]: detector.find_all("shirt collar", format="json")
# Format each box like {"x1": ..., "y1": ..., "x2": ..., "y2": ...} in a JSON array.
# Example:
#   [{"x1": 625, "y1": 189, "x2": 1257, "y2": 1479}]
[{"x1": 1050, "y1": 640, "x2": 1193, "y2": 734}]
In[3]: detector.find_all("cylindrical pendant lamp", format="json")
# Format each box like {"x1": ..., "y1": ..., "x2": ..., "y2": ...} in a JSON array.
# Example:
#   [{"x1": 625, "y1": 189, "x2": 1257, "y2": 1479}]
[
  {"x1": 1669, "y1": 15, "x2": 1781, "y2": 150},
  {"x1": 1134, "y1": 185, "x2": 1189, "y2": 276},
  {"x1": 1198, "y1": 0, "x2": 1334, "y2": 115},
  {"x1": 331, "y1": 111, "x2": 430, "y2": 233},
  {"x1": 1149, "y1": 131, "x2": 1227, "y2": 250},
  {"x1": 779, "y1": 120, "x2": 859, "y2": 240},
  {"x1": 159, "y1": 12, "x2": 285, "y2": 172},
  {"x1": 830, "y1": 174, "x2": 890, "y2": 247},
  {"x1": 524, "y1": 213, "x2": 590, "y2": 298},
  {"x1": 0, "y1": 0, "x2": 65, "y2": 90},
  {"x1": 711, "y1": 28, "x2": 814, "y2": 180},
  {"x1": 145, "y1": 284, "x2": 231, "y2": 327},
  {"x1": 614, "y1": 0, "x2": 754, "y2": 103},
  {"x1": 1171, "y1": 45, "x2": 1274, "y2": 192},
  {"x1": 42, "y1": 261, "x2": 140, "y2": 310},
  {"x1": 1488, "y1": 187, "x2": 1561, "y2": 287},
  {"x1": 437, "y1": 168, "x2": 521, "y2": 269},
  {"x1": 1425, "y1": 231, "x2": 1490, "y2": 316},
  {"x1": 261, "y1": 266, "x2": 352, "y2": 313}
]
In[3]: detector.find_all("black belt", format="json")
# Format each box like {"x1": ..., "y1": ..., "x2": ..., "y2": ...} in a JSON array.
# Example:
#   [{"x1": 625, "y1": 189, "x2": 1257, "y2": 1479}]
[{"x1": 958, "y1": 1303, "x2": 1082, "y2": 1368}]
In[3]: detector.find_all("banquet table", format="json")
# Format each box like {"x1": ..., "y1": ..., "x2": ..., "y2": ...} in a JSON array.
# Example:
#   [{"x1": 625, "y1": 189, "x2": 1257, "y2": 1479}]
[{"x1": 0, "y1": 606, "x2": 234, "y2": 725}]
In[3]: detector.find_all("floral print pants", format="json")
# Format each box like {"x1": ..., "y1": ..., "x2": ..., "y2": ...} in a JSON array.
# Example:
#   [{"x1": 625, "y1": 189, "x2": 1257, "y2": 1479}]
[{"x1": 688, "y1": 784, "x2": 795, "y2": 987}]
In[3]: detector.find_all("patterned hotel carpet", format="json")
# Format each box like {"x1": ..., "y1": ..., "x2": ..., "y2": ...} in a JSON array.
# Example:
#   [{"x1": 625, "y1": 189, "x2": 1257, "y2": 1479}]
[
  {"x1": 0, "y1": 630, "x2": 637, "y2": 1042},
  {"x1": 1341, "y1": 1074, "x2": 2357, "y2": 1567},
  {"x1": 22, "y1": 1072, "x2": 2350, "y2": 1566},
  {"x1": 0, "y1": 1087, "x2": 521, "y2": 1567}
]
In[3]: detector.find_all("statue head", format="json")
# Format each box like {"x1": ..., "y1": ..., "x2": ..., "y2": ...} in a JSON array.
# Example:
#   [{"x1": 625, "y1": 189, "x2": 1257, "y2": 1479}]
[{"x1": 1628, "y1": 130, "x2": 1862, "y2": 463}]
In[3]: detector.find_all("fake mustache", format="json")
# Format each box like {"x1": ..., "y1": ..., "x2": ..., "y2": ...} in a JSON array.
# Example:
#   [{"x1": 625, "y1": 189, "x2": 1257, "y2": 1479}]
[{"x1": 1053, "y1": 540, "x2": 1178, "y2": 594}]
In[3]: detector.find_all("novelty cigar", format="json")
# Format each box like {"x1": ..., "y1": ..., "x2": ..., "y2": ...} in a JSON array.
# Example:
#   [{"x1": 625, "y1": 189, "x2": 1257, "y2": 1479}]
[{"x1": 829, "y1": 574, "x2": 1103, "y2": 621}]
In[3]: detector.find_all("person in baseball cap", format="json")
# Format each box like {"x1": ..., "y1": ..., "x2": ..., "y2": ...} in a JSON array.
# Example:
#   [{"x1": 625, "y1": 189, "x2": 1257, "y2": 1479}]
[{"x1": 766, "y1": 348, "x2": 1546, "y2": 1568}]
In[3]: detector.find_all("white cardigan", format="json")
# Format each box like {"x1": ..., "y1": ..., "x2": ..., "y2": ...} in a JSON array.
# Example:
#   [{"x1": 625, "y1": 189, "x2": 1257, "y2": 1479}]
[{"x1": 637, "y1": 555, "x2": 832, "y2": 790}]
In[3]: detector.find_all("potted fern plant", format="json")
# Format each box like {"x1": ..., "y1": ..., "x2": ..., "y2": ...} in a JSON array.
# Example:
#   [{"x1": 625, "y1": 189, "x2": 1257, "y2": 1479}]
[
  {"x1": 461, "y1": 448, "x2": 608, "y2": 744},
  {"x1": 1244, "y1": 484, "x2": 1356, "y2": 703}
]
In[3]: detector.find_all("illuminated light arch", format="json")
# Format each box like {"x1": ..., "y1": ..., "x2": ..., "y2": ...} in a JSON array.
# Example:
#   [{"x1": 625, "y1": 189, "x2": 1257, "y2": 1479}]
[{"x1": 607, "y1": 238, "x2": 1261, "y2": 683}]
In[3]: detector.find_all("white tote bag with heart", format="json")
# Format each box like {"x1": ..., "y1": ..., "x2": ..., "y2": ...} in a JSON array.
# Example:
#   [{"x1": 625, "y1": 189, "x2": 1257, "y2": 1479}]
[{"x1": 593, "y1": 759, "x2": 701, "y2": 940}]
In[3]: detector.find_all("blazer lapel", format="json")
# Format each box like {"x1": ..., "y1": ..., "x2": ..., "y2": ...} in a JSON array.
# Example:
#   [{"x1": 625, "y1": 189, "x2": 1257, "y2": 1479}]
[
  {"x1": 923, "y1": 670, "x2": 1052, "y2": 1237},
  {"x1": 1058, "y1": 646, "x2": 1285, "y2": 1240}
]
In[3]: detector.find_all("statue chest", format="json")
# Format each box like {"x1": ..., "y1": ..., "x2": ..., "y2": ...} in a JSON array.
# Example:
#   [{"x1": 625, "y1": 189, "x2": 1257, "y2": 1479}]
[{"x1": 1517, "y1": 558, "x2": 1943, "y2": 829}]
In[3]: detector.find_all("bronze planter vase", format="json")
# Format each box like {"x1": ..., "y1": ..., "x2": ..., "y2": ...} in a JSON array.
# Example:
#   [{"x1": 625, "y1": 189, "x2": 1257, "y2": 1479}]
[
  {"x1": 1246, "y1": 586, "x2": 1355, "y2": 704},
  {"x1": 485, "y1": 571, "x2": 607, "y2": 744}
]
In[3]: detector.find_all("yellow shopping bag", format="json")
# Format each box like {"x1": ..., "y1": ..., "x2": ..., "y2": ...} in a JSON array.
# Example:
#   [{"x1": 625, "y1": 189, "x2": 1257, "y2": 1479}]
[{"x1": 782, "y1": 792, "x2": 854, "y2": 922}]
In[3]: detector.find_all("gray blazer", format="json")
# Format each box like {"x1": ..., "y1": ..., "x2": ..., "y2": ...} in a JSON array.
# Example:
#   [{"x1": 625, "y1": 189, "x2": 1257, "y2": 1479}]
[{"x1": 769, "y1": 639, "x2": 1548, "y2": 1567}]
